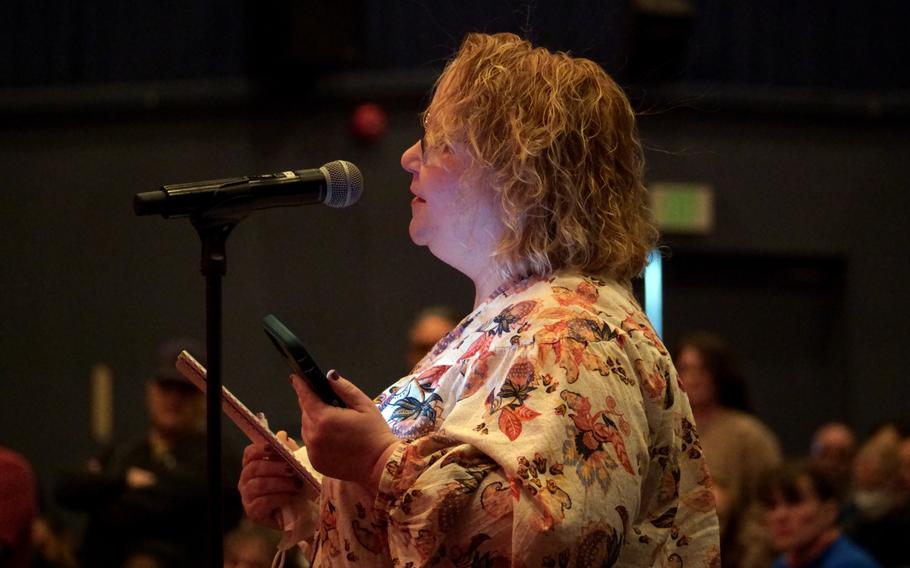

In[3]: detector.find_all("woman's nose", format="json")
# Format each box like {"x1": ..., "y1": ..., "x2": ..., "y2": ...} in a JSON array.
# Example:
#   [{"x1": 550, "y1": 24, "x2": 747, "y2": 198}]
[{"x1": 401, "y1": 140, "x2": 421, "y2": 173}]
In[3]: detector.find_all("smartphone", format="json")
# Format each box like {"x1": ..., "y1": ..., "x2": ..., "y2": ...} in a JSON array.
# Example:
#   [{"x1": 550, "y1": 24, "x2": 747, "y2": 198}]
[{"x1": 263, "y1": 314, "x2": 346, "y2": 408}]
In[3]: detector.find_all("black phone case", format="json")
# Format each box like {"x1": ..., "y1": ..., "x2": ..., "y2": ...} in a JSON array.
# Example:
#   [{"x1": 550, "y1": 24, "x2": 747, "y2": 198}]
[{"x1": 263, "y1": 314, "x2": 346, "y2": 408}]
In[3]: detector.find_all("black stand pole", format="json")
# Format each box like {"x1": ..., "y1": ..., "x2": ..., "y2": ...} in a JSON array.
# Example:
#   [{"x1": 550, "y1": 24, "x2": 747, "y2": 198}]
[{"x1": 192, "y1": 218, "x2": 239, "y2": 568}]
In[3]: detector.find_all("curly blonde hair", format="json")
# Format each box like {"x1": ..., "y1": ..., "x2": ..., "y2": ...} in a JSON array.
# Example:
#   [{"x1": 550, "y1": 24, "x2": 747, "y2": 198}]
[{"x1": 423, "y1": 32, "x2": 657, "y2": 282}]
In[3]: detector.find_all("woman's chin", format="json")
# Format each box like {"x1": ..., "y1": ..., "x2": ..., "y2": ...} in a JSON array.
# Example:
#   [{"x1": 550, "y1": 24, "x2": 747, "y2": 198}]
[{"x1": 408, "y1": 222, "x2": 430, "y2": 247}]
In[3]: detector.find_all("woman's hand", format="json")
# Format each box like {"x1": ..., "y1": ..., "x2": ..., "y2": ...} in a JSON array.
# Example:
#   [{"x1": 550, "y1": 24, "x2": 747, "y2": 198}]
[
  {"x1": 292, "y1": 370, "x2": 400, "y2": 494},
  {"x1": 238, "y1": 443, "x2": 304, "y2": 529}
]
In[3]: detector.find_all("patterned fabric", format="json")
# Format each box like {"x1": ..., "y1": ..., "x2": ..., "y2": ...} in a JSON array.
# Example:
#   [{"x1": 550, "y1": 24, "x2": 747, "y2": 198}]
[{"x1": 300, "y1": 272, "x2": 720, "y2": 567}]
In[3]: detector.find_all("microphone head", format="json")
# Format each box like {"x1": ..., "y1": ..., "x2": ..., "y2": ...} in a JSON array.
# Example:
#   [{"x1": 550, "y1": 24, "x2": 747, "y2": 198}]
[{"x1": 320, "y1": 160, "x2": 363, "y2": 208}]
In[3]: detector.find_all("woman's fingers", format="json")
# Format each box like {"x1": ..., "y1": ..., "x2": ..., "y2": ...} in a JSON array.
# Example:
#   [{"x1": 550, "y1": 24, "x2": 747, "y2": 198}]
[
  {"x1": 326, "y1": 370, "x2": 376, "y2": 410},
  {"x1": 238, "y1": 443, "x2": 306, "y2": 528},
  {"x1": 290, "y1": 370, "x2": 373, "y2": 413},
  {"x1": 240, "y1": 458, "x2": 303, "y2": 483},
  {"x1": 290, "y1": 374, "x2": 320, "y2": 415},
  {"x1": 239, "y1": 472, "x2": 301, "y2": 498},
  {"x1": 238, "y1": 468, "x2": 301, "y2": 528},
  {"x1": 243, "y1": 492, "x2": 299, "y2": 528},
  {"x1": 243, "y1": 442, "x2": 274, "y2": 466},
  {"x1": 287, "y1": 371, "x2": 399, "y2": 484},
  {"x1": 276, "y1": 430, "x2": 300, "y2": 451}
]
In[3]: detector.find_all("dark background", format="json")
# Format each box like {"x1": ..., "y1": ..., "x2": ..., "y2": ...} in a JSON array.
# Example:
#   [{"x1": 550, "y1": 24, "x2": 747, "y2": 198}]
[{"x1": 1, "y1": 0, "x2": 908, "y2": 505}]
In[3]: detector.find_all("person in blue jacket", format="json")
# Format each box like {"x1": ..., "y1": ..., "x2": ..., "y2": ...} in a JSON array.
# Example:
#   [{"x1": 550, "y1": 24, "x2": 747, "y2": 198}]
[{"x1": 761, "y1": 460, "x2": 881, "y2": 568}]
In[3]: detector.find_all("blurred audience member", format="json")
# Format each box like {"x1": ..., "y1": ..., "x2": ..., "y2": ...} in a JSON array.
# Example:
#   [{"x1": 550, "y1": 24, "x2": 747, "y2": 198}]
[
  {"x1": 0, "y1": 446, "x2": 38, "y2": 568},
  {"x1": 224, "y1": 518, "x2": 305, "y2": 568},
  {"x1": 849, "y1": 425, "x2": 900, "y2": 522},
  {"x1": 30, "y1": 512, "x2": 79, "y2": 568},
  {"x1": 845, "y1": 423, "x2": 910, "y2": 567},
  {"x1": 676, "y1": 331, "x2": 782, "y2": 568},
  {"x1": 56, "y1": 339, "x2": 242, "y2": 567},
  {"x1": 121, "y1": 540, "x2": 187, "y2": 568},
  {"x1": 404, "y1": 305, "x2": 460, "y2": 370},
  {"x1": 898, "y1": 434, "x2": 910, "y2": 497},
  {"x1": 810, "y1": 421, "x2": 857, "y2": 498},
  {"x1": 761, "y1": 461, "x2": 881, "y2": 568}
]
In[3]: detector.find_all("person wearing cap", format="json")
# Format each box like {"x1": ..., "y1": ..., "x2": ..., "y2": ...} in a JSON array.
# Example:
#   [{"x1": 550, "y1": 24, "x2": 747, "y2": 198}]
[{"x1": 56, "y1": 339, "x2": 242, "y2": 567}]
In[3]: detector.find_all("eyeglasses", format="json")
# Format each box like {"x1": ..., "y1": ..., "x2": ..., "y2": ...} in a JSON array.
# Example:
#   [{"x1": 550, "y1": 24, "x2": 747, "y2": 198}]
[{"x1": 419, "y1": 112, "x2": 430, "y2": 156}]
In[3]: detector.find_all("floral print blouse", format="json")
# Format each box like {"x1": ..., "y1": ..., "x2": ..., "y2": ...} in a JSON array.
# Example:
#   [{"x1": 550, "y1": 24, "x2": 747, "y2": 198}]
[{"x1": 295, "y1": 272, "x2": 720, "y2": 567}]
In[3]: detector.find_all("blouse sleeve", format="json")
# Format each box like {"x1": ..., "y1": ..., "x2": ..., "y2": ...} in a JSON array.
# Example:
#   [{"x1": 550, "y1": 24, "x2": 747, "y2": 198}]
[{"x1": 373, "y1": 336, "x2": 652, "y2": 566}]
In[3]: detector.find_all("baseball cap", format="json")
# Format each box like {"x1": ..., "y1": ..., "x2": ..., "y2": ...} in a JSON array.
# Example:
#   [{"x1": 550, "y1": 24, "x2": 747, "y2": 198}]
[{"x1": 150, "y1": 337, "x2": 205, "y2": 390}]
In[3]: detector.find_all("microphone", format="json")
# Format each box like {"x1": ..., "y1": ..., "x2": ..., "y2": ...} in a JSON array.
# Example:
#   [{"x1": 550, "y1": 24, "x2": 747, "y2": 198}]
[{"x1": 134, "y1": 160, "x2": 363, "y2": 218}]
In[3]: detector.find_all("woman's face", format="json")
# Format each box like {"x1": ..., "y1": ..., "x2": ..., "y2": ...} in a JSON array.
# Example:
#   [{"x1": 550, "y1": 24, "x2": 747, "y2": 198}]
[
  {"x1": 146, "y1": 380, "x2": 203, "y2": 435},
  {"x1": 400, "y1": 98, "x2": 505, "y2": 274},
  {"x1": 764, "y1": 477, "x2": 837, "y2": 555},
  {"x1": 676, "y1": 346, "x2": 717, "y2": 409}
]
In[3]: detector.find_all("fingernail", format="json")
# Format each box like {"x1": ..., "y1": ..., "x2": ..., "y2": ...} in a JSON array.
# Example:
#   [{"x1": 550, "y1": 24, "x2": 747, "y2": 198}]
[{"x1": 328, "y1": 369, "x2": 339, "y2": 381}]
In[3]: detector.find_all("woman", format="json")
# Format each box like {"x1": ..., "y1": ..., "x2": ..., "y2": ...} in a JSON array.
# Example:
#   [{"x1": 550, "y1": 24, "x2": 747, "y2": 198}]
[
  {"x1": 761, "y1": 461, "x2": 881, "y2": 568},
  {"x1": 675, "y1": 332, "x2": 781, "y2": 568},
  {"x1": 240, "y1": 32, "x2": 719, "y2": 566},
  {"x1": 845, "y1": 424, "x2": 910, "y2": 567}
]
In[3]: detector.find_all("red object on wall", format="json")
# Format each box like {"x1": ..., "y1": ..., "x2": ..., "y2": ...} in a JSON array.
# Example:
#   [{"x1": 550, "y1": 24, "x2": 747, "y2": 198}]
[{"x1": 350, "y1": 102, "x2": 388, "y2": 144}]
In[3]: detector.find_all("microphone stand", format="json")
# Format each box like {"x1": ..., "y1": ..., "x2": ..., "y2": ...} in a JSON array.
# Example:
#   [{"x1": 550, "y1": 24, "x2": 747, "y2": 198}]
[
  {"x1": 134, "y1": 163, "x2": 361, "y2": 565},
  {"x1": 191, "y1": 211, "x2": 245, "y2": 567}
]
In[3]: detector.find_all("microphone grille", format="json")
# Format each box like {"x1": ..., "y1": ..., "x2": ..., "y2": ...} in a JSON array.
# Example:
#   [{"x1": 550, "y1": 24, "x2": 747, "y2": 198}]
[{"x1": 320, "y1": 160, "x2": 363, "y2": 208}]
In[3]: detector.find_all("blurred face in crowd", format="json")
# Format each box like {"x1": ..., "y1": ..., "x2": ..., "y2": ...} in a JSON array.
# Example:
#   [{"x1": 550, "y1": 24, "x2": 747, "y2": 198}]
[
  {"x1": 852, "y1": 425, "x2": 899, "y2": 489},
  {"x1": 146, "y1": 380, "x2": 204, "y2": 436},
  {"x1": 676, "y1": 346, "x2": 717, "y2": 410},
  {"x1": 764, "y1": 475, "x2": 838, "y2": 556},
  {"x1": 406, "y1": 314, "x2": 456, "y2": 370},
  {"x1": 810, "y1": 423, "x2": 856, "y2": 481}
]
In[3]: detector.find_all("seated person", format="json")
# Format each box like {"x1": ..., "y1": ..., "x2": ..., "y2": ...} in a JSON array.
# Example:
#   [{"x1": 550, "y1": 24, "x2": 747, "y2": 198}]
[
  {"x1": 676, "y1": 331, "x2": 781, "y2": 568},
  {"x1": 0, "y1": 446, "x2": 38, "y2": 568},
  {"x1": 809, "y1": 422, "x2": 857, "y2": 499},
  {"x1": 404, "y1": 305, "x2": 459, "y2": 371},
  {"x1": 846, "y1": 424, "x2": 910, "y2": 567},
  {"x1": 760, "y1": 461, "x2": 881, "y2": 568},
  {"x1": 56, "y1": 339, "x2": 241, "y2": 567}
]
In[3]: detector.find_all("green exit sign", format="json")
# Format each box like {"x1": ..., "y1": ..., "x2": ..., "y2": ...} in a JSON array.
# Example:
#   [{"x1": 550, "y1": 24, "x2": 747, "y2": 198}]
[{"x1": 650, "y1": 182, "x2": 714, "y2": 234}]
